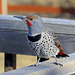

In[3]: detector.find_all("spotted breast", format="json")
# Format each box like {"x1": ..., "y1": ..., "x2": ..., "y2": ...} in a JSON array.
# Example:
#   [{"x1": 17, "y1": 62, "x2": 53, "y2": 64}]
[{"x1": 27, "y1": 29, "x2": 60, "y2": 58}]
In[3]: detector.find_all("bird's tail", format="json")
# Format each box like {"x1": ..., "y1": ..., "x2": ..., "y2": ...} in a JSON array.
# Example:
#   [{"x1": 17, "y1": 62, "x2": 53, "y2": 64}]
[
  {"x1": 56, "y1": 45, "x2": 69, "y2": 58},
  {"x1": 56, "y1": 51, "x2": 69, "y2": 58}
]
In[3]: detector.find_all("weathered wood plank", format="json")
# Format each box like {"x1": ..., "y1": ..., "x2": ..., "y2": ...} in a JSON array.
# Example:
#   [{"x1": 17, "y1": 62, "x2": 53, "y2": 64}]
[
  {"x1": 1, "y1": 53, "x2": 75, "y2": 75},
  {"x1": 0, "y1": 30, "x2": 34, "y2": 55},
  {"x1": 0, "y1": 15, "x2": 75, "y2": 34},
  {"x1": 0, "y1": 15, "x2": 75, "y2": 55},
  {"x1": 0, "y1": 30, "x2": 75, "y2": 55}
]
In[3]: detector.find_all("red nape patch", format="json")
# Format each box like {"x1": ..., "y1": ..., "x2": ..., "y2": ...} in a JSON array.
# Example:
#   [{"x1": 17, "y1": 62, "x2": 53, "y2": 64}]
[{"x1": 26, "y1": 20, "x2": 32, "y2": 26}]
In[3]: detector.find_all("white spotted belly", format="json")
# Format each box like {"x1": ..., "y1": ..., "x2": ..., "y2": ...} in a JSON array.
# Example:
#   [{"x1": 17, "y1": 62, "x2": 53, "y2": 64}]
[{"x1": 27, "y1": 31, "x2": 59, "y2": 58}]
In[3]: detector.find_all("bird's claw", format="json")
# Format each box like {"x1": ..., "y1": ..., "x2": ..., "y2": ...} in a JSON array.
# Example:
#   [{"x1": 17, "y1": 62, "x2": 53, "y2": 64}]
[
  {"x1": 32, "y1": 62, "x2": 41, "y2": 67},
  {"x1": 32, "y1": 64, "x2": 37, "y2": 66},
  {"x1": 54, "y1": 62, "x2": 63, "y2": 67}
]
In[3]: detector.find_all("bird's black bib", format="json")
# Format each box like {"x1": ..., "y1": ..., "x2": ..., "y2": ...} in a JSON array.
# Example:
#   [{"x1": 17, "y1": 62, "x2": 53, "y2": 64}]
[{"x1": 28, "y1": 34, "x2": 41, "y2": 42}]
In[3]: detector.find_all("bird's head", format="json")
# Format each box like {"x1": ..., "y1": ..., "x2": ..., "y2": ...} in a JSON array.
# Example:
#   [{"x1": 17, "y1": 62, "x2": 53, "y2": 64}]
[{"x1": 14, "y1": 15, "x2": 44, "y2": 36}]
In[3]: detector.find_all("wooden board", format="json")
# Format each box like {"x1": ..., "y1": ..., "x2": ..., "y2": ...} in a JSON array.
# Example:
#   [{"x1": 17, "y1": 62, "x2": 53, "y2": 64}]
[
  {"x1": 1, "y1": 53, "x2": 75, "y2": 75},
  {"x1": 0, "y1": 15, "x2": 75, "y2": 55}
]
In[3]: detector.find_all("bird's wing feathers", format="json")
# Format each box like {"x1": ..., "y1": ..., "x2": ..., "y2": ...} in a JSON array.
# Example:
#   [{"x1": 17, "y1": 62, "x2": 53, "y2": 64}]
[
  {"x1": 53, "y1": 33, "x2": 63, "y2": 51},
  {"x1": 47, "y1": 29, "x2": 63, "y2": 51},
  {"x1": 47, "y1": 29, "x2": 69, "y2": 57}
]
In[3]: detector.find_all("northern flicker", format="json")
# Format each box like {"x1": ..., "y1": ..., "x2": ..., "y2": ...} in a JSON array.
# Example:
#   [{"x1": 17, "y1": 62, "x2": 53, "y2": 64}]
[{"x1": 14, "y1": 15, "x2": 69, "y2": 66}]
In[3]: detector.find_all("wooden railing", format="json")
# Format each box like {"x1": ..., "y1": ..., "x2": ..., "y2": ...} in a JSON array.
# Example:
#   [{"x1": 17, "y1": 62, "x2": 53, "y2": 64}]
[
  {"x1": 0, "y1": 15, "x2": 75, "y2": 74},
  {"x1": 1, "y1": 53, "x2": 75, "y2": 75}
]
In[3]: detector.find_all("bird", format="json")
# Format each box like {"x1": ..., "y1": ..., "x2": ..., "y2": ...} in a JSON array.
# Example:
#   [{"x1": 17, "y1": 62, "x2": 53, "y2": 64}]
[{"x1": 14, "y1": 15, "x2": 69, "y2": 66}]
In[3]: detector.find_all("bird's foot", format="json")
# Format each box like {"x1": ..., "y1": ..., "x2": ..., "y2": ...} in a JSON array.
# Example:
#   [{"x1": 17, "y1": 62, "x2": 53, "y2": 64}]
[
  {"x1": 32, "y1": 62, "x2": 41, "y2": 66},
  {"x1": 54, "y1": 62, "x2": 63, "y2": 67}
]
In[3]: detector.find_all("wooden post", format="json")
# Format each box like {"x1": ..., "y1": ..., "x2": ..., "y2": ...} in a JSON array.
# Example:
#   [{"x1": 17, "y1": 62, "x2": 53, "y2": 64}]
[
  {"x1": 0, "y1": 0, "x2": 2, "y2": 14},
  {"x1": 5, "y1": 53, "x2": 16, "y2": 72},
  {"x1": 0, "y1": 0, "x2": 7, "y2": 14}
]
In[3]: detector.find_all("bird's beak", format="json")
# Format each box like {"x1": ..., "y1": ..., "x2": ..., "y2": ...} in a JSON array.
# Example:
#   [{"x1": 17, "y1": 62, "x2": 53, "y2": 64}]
[
  {"x1": 13, "y1": 16, "x2": 26, "y2": 20},
  {"x1": 13, "y1": 16, "x2": 32, "y2": 26}
]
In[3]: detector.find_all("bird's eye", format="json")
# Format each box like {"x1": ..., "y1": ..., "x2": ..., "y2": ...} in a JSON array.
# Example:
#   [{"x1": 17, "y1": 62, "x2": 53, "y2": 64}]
[{"x1": 30, "y1": 18, "x2": 33, "y2": 20}]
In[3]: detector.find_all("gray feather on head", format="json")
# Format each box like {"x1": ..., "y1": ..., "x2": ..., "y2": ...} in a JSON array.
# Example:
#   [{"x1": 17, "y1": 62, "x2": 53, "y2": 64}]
[{"x1": 26, "y1": 15, "x2": 45, "y2": 36}]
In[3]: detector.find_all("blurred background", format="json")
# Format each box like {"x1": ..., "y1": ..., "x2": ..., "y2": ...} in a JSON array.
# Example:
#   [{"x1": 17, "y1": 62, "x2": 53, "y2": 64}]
[
  {"x1": 0, "y1": 0, "x2": 75, "y2": 19},
  {"x1": 0, "y1": 0, "x2": 75, "y2": 73}
]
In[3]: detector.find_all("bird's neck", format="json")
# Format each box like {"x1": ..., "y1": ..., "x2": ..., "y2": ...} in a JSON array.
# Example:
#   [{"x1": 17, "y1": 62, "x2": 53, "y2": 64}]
[{"x1": 28, "y1": 34, "x2": 41, "y2": 42}]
